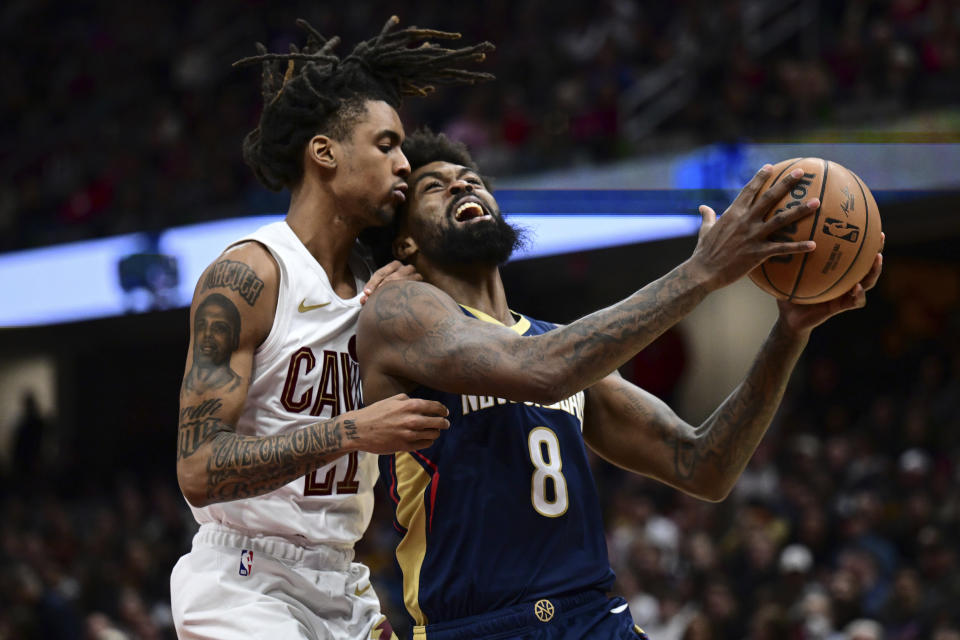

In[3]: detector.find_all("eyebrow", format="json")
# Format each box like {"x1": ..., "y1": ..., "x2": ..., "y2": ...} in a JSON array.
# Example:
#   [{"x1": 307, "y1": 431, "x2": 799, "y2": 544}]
[
  {"x1": 411, "y1": 166, "x2": 479, "y2": 190},
  {"x1": 375, "y1": 129, "x2": 402, "y2": 145}
]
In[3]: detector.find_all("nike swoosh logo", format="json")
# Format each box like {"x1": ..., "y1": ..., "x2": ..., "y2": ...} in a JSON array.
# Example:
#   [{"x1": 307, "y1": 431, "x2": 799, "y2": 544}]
[
  {"x1": 298, "y1": 299, "x2": 331, "y2": 312},
  {"x1": 355, "y1": 583, "x2": 371, "y2": 597}
]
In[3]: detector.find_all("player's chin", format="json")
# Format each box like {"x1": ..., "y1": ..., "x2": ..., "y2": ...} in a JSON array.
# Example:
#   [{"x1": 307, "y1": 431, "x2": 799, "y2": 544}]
[{"x1": 372, "y1": 204, "x2": 397, "y2": 226}]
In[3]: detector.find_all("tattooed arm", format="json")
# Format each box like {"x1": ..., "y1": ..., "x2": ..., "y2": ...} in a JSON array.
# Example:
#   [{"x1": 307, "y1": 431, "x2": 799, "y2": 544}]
[
  {"x1": 177, "y1": 242, "x2": 449, "y2": 507},
  {"x1": 581, "y1": 253, "x2": 883, "y2": 501},
  {"x1": 581, "y1": 322, "x2": 806, "y2": 501},
  {"x1": 359, "y1": 166, "x2": 822, "y2": 405},
  {"x1": 359, "y1": 266, "x2": 710, "y2": 405}
]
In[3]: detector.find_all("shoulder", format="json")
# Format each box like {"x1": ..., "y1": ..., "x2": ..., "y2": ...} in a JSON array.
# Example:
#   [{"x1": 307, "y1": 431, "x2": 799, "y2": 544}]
[
  {"x1": 358, "y1": 280, "x2": 462, "y2": 348},
  {"x1": 361, "y1": 280, "x2": 462, "y2": 324},
  {"x1": 190, "y1": 241, "x2": 280, "y2": 348}
]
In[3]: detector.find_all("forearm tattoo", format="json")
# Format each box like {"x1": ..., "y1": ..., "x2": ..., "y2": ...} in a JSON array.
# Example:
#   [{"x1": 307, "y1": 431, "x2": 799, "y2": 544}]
[
  {"x1": 677, "y1": 325, "x2": 804, "y2": 482},
  {"x1": 371, "y1": 267, "x2": 708, "y2": 395},
  {"x1": 203, "y1": 420, "x2": 346, "y2": 502}
]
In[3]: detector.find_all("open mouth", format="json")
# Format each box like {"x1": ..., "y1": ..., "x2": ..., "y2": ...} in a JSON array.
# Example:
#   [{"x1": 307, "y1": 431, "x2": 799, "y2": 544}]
[{"x1": 454, "y1": 201, "x2": 488, "y2": 222}]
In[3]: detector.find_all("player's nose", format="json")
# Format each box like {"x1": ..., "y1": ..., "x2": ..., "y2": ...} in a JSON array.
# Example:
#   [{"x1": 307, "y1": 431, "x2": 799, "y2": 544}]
[
  {"x1": 448, "y1": 179, "x2": 473, "y2": 195},
  {"x1": 394, "y1": 151, "x2": 410, "y2": 178}
]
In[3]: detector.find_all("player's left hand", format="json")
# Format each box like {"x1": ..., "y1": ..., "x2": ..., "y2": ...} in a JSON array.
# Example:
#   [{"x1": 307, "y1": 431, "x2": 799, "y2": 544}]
[
  {"x1": 361, "y1": 261, "x2": 421, "y2": 305},
  {"x1": 777, "y1": 239, "x2": 884, "y2": 336}
]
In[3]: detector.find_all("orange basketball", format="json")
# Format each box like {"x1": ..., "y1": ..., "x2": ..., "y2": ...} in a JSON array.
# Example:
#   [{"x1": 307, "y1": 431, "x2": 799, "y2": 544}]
[{"x1": 748, "y1": 157, "x2": 883, "y2": 304}]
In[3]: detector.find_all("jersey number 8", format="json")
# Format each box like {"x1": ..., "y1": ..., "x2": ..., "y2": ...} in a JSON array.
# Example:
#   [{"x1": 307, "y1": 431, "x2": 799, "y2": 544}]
[{"x1": 528, "y1": 427, "x2": 569, "y2": 517}]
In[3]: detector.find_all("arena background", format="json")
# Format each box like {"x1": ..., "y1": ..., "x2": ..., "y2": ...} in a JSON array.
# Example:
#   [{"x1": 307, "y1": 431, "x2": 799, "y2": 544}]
[{"x1": 2, "y1": 1, "x2": 959, "y2": 639}]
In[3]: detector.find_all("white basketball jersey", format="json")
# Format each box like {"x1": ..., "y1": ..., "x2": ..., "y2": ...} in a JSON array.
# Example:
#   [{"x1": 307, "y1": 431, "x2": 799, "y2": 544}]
[{"x1": 189, "y1": 220, "x2": 378, "y2": 547}]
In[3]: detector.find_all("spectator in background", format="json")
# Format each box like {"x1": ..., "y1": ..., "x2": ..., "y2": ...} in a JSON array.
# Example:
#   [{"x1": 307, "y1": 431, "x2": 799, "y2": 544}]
[
  {"x1": 5, "y1": 1, "x2": 960, "y2": 252},
  {"x1": 12, "y1": 391, "x2": 46, "y2": 478}
]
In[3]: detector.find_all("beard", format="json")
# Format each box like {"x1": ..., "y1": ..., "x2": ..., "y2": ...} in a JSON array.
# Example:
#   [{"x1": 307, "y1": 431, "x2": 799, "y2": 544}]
[{"x1": 419, "y1": 207, "x2": 527, "y2": 267}]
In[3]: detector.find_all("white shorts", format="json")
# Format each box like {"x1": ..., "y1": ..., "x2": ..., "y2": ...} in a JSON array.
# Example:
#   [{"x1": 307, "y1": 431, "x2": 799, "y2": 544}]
[{"x1": 171, "y1": 523, "x2": 397, "y2": 640}]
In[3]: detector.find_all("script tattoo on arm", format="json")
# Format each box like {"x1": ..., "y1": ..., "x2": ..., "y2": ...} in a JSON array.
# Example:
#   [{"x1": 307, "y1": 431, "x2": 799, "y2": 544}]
[
  {"x1": 177, "y1": 398, "x2": 225, "y2": 460},
  {"x1": 203, "y1": 419, "x2": 347, "y2": 502},
  {"x1": 200, "y1": 259, "x2": 265, "y2": 306},
  {"x1": 343, "y1": 418, "x2": 359, "y2": 440}
]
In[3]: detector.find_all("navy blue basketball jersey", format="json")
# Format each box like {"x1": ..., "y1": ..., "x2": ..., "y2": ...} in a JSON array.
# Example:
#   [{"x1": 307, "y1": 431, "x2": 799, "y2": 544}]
[{"x1": 379, "y1": 305, "x2": 615, "y2": 628}]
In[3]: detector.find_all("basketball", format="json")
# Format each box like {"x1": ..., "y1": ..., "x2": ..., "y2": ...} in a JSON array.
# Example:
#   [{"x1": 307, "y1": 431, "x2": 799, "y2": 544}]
[{"x1": 748, "y1": 157, "x2": 883, "y2": 304}]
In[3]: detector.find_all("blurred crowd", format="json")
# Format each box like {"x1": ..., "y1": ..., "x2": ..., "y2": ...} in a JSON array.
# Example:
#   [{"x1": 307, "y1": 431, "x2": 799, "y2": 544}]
[
  {"x1": 598, "y1": 264, "x2": 960, "y2": 640},
  {"x1": 0, "y1": 473, "x2": 191, "y2": 639},
  {"x1": 3, "y1": 0, "x2": 959, "y2": 251},
  {"x1": 2, "y1": 257, "x2": 959, "y2": 640}
]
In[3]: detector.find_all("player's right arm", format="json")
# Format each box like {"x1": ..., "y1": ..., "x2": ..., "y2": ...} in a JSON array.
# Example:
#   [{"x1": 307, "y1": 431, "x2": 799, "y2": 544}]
[{"x1": 177, "y1": 243, "x2": 450, "y2": 508}]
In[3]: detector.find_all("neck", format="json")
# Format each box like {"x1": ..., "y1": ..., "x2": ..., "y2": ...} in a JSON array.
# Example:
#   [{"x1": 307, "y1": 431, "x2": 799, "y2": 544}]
[
  {"x1": 418, "y1": 261, "x2": 514, "y2": 326},
  {"x1": 285, "y1": 181, "x2": 365, "y2": 297}
]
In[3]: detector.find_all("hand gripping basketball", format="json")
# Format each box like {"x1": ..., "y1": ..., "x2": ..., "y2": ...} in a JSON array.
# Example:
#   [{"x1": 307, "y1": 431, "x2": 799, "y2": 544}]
[
  {"x1": 747, "y1": 158, "x2": 884, "y2": 304},
  {"x1": 690, "y1": 165, "x2": 819, "y2": 291}
]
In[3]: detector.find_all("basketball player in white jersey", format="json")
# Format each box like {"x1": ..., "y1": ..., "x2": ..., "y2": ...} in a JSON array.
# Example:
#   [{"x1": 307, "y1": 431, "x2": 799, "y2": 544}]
[{"x1": 170, "y1": 19, "x2": 493, "y2": 639}]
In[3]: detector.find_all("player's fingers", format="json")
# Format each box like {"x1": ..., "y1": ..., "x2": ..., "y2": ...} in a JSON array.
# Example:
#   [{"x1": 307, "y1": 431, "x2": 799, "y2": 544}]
[
  {"x1": 730, "y1": 165, "x2": 773, "y2": 209},
  {"x1": 383, "y1": 264, "x2": 421, "y2": 284},
  {"x1": 363, "y1": 261, "x2": 403, "y2": 297},
  {"x1": 394, "y1": 396, "x2": 450, "y2": 418},
  {"x1": 762, "y1": 199, "x2": 819, "y2": 234},
  {"x1": 410, "y1": 416, "x2": 450, "y2": 431},
  {"x1": 859, "y1": 253, "x2": 883, "y2": 291},
  {"x1": 697, "y1": 205, "x2": 716, "y2": 233},
  {"x1": 763, "y1": 240, "x2": 816, "y2": 259},
  {"x1": 752, "y1": 167, "x2": 805, "y2": 216},
  {"x1": 403, "y1": 398, "x2": 450, "y2": 417},
  {"x1": 846, "y1": 283, "x2": 867, "y2": 309},
  {"x1": 411, "y1": 439, "x2": 439, "y2": 450}
]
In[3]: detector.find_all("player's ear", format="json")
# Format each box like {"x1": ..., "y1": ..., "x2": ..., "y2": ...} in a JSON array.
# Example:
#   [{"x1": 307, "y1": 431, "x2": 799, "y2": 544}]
[
  {"x1": 393, "y1": 235, "x2": 418, "y2": 261},
  {"x1": 308, "y1": 135, "x2": 336, "y2": 170}
]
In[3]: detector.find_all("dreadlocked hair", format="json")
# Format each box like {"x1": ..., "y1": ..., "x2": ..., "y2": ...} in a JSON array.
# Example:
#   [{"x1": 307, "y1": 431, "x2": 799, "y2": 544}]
[{"x1": 234, "y1": 16, "x2": 495, "y2": 191}]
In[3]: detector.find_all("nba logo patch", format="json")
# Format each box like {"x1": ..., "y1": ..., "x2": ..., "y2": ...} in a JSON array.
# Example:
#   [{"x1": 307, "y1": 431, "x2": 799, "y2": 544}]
[{"x1": 239, "y1": 550, "x2": 253, "y2": 576}]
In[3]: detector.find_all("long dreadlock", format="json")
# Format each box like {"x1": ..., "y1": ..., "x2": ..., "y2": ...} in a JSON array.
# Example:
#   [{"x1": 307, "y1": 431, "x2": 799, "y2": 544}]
[{"x1": 234, "y1": 16, "x2": 494, "y2": 191}]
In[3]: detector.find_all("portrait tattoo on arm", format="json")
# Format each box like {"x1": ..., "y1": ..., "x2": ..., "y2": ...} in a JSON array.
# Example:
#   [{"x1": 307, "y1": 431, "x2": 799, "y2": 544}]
[{"x1": 184, "y1": 293, "x2": 243, "y2": 394}]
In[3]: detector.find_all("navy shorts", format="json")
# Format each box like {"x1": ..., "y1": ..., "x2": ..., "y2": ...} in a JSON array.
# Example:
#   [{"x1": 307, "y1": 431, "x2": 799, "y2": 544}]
[{"x1": 410, "y1": 590, "x2": 649, "y2": 640}]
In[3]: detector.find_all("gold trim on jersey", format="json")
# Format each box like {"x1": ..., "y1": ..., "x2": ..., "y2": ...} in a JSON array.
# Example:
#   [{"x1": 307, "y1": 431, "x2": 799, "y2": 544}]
[
  {"x1": 394, "y1": 452, "x2": 432, "y2": 626},
  {"x1": 412, "y1": 626, "x2": 427, "y2": 640},
  {"x1": 459, "y1": 304, "x2": 530, "y2": 335}
]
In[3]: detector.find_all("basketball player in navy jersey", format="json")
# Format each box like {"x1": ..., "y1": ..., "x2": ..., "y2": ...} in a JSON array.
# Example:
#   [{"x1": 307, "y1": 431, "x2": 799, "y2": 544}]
[
  {"x1": 171, "y1": 21, "x2": 493, "y2": 640},
  {"x1": 357, "y1": 130, "x2": 884, "y2": 640}
]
